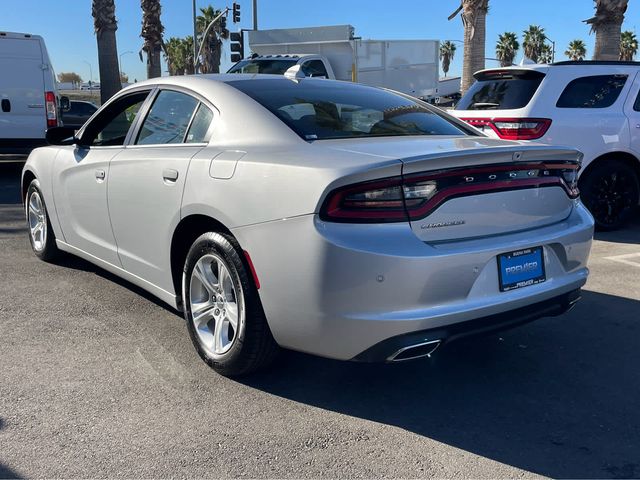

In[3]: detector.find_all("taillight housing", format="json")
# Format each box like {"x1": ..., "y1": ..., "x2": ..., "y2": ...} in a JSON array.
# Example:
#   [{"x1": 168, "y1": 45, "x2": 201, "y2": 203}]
[
  {"x1": 45, "y1": 91, "x2": 58, "y2": 128},
  {"x1": 320, "y1": 161, "x2": 580, "y2": 223},
  {"x1": 461, "y1": 117, "x2": 551, "y2": 140}
]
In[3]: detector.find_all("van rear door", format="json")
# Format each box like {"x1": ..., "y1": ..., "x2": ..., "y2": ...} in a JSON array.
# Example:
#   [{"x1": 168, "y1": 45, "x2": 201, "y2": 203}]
[{"x1": 0, "y1": 34, "x2": 47, "y2": 141}]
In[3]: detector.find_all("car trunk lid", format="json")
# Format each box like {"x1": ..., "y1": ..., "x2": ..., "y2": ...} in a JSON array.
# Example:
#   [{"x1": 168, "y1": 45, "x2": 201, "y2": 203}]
[{"x1": 322, "y1": 137, "x2": 580, "y2": 242}]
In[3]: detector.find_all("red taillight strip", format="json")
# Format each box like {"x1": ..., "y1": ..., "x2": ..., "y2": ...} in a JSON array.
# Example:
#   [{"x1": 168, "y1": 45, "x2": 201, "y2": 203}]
[
  {"x1": 461, "y1": 117, "x2": 551, "y2": 140},
  {"x1": 319, "y1": 162, "x2": 579, "y2": 223},
  {"x1": 406, "y1": 161, "x2": 577, "y2": 182},
  {"x1": 322, "y1": 176, "x2": 407, "y2": 221}
]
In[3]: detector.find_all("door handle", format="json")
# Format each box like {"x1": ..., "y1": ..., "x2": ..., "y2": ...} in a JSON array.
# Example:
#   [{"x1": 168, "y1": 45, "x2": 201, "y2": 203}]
[
  {"x1": 162, "y1": 168, "x2": 179, "y2": 183},
  {"x1": 95, "y1": 169, "x2": 106, "y2": 181},
  {"x1": 1, "y1": 99, "x2": 10, "y2": 113}
]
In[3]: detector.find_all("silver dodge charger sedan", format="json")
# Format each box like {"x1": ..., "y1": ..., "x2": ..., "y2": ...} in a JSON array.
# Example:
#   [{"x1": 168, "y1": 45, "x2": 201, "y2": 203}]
[{"x1": 22, "y1": 74, "x2": 594, "y2": 376}]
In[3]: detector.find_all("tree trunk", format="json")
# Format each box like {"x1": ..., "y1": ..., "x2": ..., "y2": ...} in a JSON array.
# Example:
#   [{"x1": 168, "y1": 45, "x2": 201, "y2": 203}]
[
  {"x1": 96, "y1": 28, "x2": 122, "y2": 104},
  {"x1": 594, "y1": 21, "x2": 622, "y2": 60},
  {"x1": 147, "y1": 47, "x2": 162, "y2": 78},
  {"x1": 461, "y1": 8, "x2": 486, "y2": 94}
]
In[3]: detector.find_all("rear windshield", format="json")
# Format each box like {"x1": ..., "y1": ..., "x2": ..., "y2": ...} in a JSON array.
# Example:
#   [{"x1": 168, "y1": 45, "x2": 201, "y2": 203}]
[
  {"x1": 227, "y1": 59, "x2": 298, "y2": 75},
  {"x1": 456, "y1": 70, "x2": 545, "y2": 110},
  {"x1": 227, "y1": 79, "x2": 468, "y2": 140}
]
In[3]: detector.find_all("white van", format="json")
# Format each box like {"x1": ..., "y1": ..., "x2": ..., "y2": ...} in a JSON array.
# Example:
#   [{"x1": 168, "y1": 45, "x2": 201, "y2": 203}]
[{"x1": 0, "y1": 31, "x2": 61, "y2": 160}]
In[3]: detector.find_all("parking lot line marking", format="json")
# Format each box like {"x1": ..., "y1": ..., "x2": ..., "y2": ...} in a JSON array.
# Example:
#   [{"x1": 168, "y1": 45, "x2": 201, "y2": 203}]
[{"x1": 604, "y1": 252, "x2": 640, "y2": 268}]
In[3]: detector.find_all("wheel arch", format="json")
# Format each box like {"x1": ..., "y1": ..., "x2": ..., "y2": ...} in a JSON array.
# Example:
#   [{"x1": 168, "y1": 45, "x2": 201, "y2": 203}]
[
  {"x1": 580, "y1": 151, "x2": 640, "y2": 185},
  {"x1": 21, "y1": 169, "x2": 37, "y2": 204},
  {"x1": 170, "y1": 214, "x2": 237, "y2": 307}
]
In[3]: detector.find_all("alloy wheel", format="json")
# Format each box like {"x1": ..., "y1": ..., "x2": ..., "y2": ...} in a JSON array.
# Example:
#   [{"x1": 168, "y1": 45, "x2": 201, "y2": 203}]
[
  {"x1": 587, "y1": 170, "x2": 636, "y2": 227},
  {"x1": 189, "y1": 253, "x2": 242, "y2": 357},
  {"x1": 27, "y1": 191, "x2": 47, "y2": 252}
]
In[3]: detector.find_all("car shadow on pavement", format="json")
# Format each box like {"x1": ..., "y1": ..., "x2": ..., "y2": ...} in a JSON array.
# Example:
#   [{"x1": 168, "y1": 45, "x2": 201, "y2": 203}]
[
  {"x1": 0, "y1": 418, "x2": 24, "y2": 479},
  {"x1": 48, "y1": 252, "x2": 181, "y2": 313},
  {"x1": 242, "y1": 290, "x2": 640, "y2": 479},
  {"x1": 594, "y1": 209, "x2": 640, "y2": 244}
]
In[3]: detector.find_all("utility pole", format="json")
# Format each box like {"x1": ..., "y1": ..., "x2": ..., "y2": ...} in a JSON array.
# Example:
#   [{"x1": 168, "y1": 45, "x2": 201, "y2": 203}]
[
  {"x1": 193, "y1": 0, "x2": 198, "y2": 72},
  {"x1": 253, "y1": 0, "x2": 258, "y2": 30}
]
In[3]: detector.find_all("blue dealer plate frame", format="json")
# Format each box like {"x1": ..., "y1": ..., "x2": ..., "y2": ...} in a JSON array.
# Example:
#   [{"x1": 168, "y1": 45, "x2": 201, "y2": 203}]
[{"x1": 497, "y1": 246, "x2": 546, "y2": 292}]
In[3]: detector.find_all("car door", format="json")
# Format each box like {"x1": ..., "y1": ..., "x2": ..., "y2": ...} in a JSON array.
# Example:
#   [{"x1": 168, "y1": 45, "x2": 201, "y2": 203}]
[
  {"x1": 107, "y1": 88, "x2": 215, "y2": 293},
  {"x1": 623, "y1": 71, "x2": 640, "y2": 157},
  {"x1": 51, "y1": 89, "x2": 153, "y2": 266}
]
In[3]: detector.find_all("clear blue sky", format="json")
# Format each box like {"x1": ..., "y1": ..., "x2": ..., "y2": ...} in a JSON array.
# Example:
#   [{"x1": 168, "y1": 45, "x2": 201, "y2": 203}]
[{"x1": 2, "y1": 0, "x2": 639, "y2": 83}]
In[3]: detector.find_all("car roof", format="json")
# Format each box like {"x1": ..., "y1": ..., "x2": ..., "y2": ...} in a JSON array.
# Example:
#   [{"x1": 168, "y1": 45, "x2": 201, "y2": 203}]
[{"x1": 474, "y1": 61, "x2": 640, "y2": 77}]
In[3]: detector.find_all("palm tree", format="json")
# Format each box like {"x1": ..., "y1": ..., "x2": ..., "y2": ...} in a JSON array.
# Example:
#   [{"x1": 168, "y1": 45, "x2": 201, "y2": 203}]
[
  {"x1": 164, "y1": 37, "x2": 185, "y2": 75},
  {"x1": 584, "y1": 0, "x2": 629, "y2": 60},
  {"x1": 523, "y1": 25, "x2": 546, "y2": 63},
  {"x1": 495, "y1": 32, "x2": 519, "y2": 67},
  {"x1": 565, "y1": 40, "x2": 587, "y2": 61},
  {"x1": 91, "y1": 0, "x2": 122, "y2": 103},
  {"x1": 196, "y1": 6, "x2": 229, "y2": 74},
  {"x1": 620, "y1": 30, "x2": 638, "y2": 61},
  {"x1": 439, "y1": 41, "x2": 457, "y2": 77},
  {"x1": 141, "y1": 0, "x2": 165, "y2": 79},
  {"x1": 183, "y1": 36, "x2": 195, "y2": 74},
  {"x1": 539, "y1": 43, "x2": 553, "y2": 64},
  {"x1": 448, "y1": 0, "x2": 489, "y2": 94}
]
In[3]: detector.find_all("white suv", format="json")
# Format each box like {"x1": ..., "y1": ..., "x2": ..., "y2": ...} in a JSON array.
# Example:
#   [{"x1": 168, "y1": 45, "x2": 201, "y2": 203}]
[{"x1": 451, "y1": 61, "x2": 640, "y2": 230}]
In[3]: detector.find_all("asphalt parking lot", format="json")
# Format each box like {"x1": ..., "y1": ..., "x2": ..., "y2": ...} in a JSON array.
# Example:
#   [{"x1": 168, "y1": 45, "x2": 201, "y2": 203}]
[{"x1": 1, "y1": 162, "x2": 639, "y2": 479}]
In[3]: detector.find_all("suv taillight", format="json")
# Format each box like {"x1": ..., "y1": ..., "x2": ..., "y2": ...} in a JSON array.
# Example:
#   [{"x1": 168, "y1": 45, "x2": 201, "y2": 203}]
[
  {"x1": 320, "y1": 162, "x2": 579, "y2": 223},
  {"x1": 462, "y1": 117, "x2": 551, "y2": 140},
  {"x1": 45, "y1": 91, "x2": 57, "y2": 128}
]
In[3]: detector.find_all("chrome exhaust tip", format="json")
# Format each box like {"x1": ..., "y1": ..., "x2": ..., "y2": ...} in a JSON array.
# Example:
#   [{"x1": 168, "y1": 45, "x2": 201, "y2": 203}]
[{"x1": 387, "y1": 339, "x2": 442, "y2": 362}]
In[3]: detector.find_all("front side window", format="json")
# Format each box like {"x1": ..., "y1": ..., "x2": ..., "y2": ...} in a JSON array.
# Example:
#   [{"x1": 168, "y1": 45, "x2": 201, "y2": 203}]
[
  {"x1": 136, "y1": 90, "x2": 199, "y2": 145},
  {"x1": 228, "y1": 79, "x2": 467, "y2": 140},
  {"x1": 556, "y1": 75, "x2": 628, "y2": 108},
  {"x1": 81, "y1": 91, "x2": 150, "y2": 147}
]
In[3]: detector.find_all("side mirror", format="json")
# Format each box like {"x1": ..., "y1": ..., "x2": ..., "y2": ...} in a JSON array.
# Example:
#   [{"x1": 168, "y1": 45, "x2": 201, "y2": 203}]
[
  {"x1": 60, "y1": 95, "x2": 71, "y2": 112},
  {"x1": 46, "y1": 126, "x2": 77, "y2": 145},
  {"x1": 284, "y1": 64, "x2": 307, "y2": 81}
]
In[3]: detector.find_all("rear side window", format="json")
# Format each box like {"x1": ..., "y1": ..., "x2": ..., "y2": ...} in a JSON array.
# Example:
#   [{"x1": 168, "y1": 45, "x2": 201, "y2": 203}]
[
  {"x1": 186, "y1": 104, "x2": 213, "y2": 143},
  {"x1": 301, "y1": 60, "x2": 329, "y2": 78},
  {"x1": 456, "y1": 70, "x2": 545, "y2": 111},
  {"x1": 136, "y1": 90, "x2": 199, "y2": 145},
  {"x1": 556, "y1": 75, "x2": 628, "y2": 108}
]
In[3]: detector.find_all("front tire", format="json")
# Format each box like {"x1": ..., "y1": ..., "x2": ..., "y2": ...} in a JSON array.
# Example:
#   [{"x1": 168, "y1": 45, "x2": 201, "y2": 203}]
[
  {"x1": 182, "y1": 232, "x2": 279, "y2": 376},
  {"x1": 25, "y1": 180, "x2": 60, "y2": 261},
  {"x1": 580, "y1": 160, "x2": 640, "y2": 231}
]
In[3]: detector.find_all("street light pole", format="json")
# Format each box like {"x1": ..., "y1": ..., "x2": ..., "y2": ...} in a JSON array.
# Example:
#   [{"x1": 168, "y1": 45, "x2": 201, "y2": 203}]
[
  {"x1": 193, "y1": 0, "x2": 198, "y2": 72},
  {"x1": 82, "y1": 60, "x2": 93, "y2": 84},
  {"x1": 253, "y1": 0, "x2": 258, "y2": 30},
  {"x1": 119, "y1": 50, "x2": 133, "y2": 65}
]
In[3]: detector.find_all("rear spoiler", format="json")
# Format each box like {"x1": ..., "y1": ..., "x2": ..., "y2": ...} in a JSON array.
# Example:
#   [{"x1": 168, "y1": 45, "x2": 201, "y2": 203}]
[{"x1": 474, "y1": 69, "x2": 546, "y2": 82}]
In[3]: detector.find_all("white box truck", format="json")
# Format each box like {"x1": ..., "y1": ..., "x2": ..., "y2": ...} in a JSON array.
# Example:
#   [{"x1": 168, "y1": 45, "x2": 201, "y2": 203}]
[
  {"x1": 0, "y1": 31, "x2": 61, "y2": 161},
  {"x1": 227, "y1": 25, "x2": 440, "y2": 99}
]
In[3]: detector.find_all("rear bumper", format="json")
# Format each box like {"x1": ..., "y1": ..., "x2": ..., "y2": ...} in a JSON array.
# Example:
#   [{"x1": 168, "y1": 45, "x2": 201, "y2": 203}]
[
  {"x1": 353, "y1": 288, "x2": 581, "y2": 362},
  {"x1": 232, "y1": 202, "x2": 594, "y2": 361}
]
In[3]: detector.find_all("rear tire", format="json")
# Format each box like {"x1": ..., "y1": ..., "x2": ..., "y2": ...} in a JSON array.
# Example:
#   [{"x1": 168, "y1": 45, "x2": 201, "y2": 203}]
[
  {"x1": 580, "y1": 160, "x2": 640, "y2": 231},
  {"x1": 182, "y1": 232, "x2": 279, "y2": 376},
  {"x1": 25, "y1": 180, "x2": 60, "y2": 262}
]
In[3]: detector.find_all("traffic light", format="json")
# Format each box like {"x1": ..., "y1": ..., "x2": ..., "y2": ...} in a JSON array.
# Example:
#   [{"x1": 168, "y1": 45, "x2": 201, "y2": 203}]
[
  {"x1": 229, "y1": 31, "x2": 244, "y2": 63},
  {"x1": 220, "y1": 15, "x2": 227, "y2": 30},
  {"x1": 232, "y1": 2, "x2": 241, "y2": 23}
]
